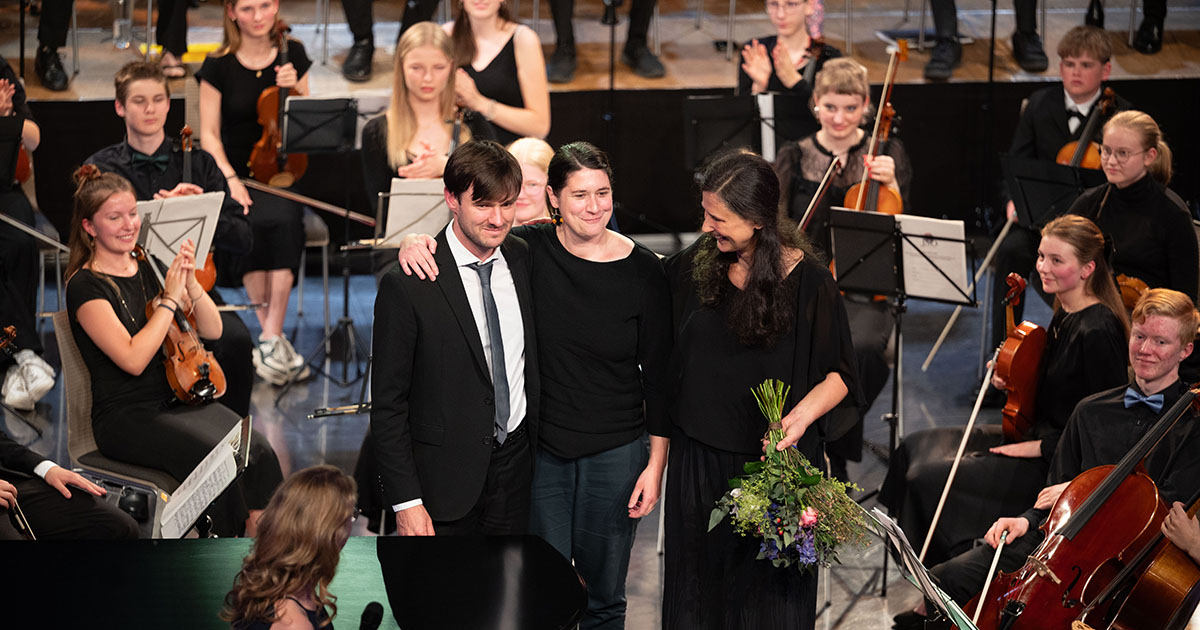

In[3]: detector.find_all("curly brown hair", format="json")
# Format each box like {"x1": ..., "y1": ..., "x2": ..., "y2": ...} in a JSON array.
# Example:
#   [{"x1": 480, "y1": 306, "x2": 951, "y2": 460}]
[{"x1": 221, "y1": 466, "x2": 357, "y2": 628}]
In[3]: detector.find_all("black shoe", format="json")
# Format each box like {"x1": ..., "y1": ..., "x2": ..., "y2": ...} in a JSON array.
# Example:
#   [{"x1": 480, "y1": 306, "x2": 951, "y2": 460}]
[
  {"x1": 923, "y1": 39, "x2": 962, "y2": 81},
  {"x1": 621, "y1": 45, "x2": 666, "y2": 79},
  {"x1": 1085, "y1": 0, "x2": 1105, "y2": 28},
  {"x1": 342, "y1": 39, "x2": 374, "y2": 82},
  {"x1": 1132, "y1": 18, "x2": 1163, "y2": 54},
  {"x1": 34, "y1": 45, "x2": 69, "y2": 91},
  {"x1": 892, "y1": 610, "x2": 927, "y2": 630},
  {"x1": 1012, "y1": 31, "x2": 1049, "y2": 72},
  {"x1": 546, "y1": 47, "x2": 577, "y2": 83}
]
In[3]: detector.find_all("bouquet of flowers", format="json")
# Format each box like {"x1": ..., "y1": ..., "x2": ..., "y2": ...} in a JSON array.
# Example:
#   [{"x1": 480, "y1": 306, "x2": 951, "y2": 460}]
[{"x1": 708, "y1": 379, "x2": 870, "y2": 570}]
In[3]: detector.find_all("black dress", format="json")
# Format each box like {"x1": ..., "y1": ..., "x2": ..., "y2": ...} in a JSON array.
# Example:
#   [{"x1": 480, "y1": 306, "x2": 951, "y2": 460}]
[
  {"x1": 736, "y1": 39, "x2": 842, "y2": 142},
  {"x1": 66, "y1": 262, "x2": 283, "y2": 536},
  {"x1": 196, "y1": 43, "x2": 313, "y2": 279},
  {"x1": 463, "y1": 29, "x2": 525, "y2": 147},
  {"x1": 662, "y1": 238, "x2": 862, "y2": 630},
  {"x1": 879, "y1": 303, "x2": 1127, "y2": 566}
]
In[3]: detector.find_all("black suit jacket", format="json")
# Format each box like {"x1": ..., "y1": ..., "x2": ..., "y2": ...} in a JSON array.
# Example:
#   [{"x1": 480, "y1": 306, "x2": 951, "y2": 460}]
[
  {"x1": 1009, "y1": 84, "x2": 1133, "y2": 161},
  {"x1": 0, "y1": 430, "x2": 44, "y2": 483},
  {"x1": 370, "y1": 227, "x2": 539, "y2": 521}
]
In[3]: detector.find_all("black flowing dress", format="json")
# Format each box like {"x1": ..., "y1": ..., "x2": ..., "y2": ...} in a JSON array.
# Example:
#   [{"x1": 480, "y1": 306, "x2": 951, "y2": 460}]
[
  {"x1": 879, "y1": 303, "x2": 1127, "y2": 565},
  {"x1": 662, "y1": 238, "x2": 862, "y2": 630},
  {"x1": 196, "y1": 42, "x2": 312, "y2": 284},
  {"x1": 66, "y1": 262, "x2": 283, "y2": 536}
]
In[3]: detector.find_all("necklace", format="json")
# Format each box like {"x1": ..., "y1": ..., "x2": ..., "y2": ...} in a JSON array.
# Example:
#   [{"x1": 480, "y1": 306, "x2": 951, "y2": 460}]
[{"x1": 93, "y1": 257, "x2": 146, "y2": 326}]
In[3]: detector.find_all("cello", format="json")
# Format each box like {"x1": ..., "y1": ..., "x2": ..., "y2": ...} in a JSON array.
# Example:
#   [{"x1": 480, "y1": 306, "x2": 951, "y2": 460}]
[
  {"x1": 134, "y1": 245, "x2": 226, "y2": 404},
  {"x1": 842, "y1": 39, "x2": 907, "y2": 215},
  {"x1": 964, "y1": 386, "x2": 1200, "y2": 630},
  {"x1": 1056, "y1": 88, "x2": 1117, "y2": 170},
  {"x1": 247, "y1": 22, "x2": 307, "y2": 188}
]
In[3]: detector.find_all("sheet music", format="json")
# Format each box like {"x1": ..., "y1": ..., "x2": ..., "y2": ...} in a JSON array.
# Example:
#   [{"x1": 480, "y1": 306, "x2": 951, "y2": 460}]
[
  {"x1": 136, "y1": 192, "x2": 224, "y2": 273},
  {"x1": 894, "y1": 214, "x2": 970, "y2": 304},
  {"x1": 159, "y1": 420, "x2": 242, "y2": 539},
  {"x1": 380, "y1": 178, "x2": 449, "y2": 246}
]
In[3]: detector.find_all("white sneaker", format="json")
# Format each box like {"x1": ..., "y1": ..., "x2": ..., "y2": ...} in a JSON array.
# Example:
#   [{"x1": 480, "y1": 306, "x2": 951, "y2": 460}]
[
  {"x1": 14, "y1": 349, "x2": 55, "y2": 405},
  {"x1": 2, "y1": 364, "x2": 34, "y2": 411},
  {"x1": 254, "y1": 337, "x2": 293, "y2": 386},
  {"x1": 277, "y1": 335, "x2": 305, "y2": 370}
]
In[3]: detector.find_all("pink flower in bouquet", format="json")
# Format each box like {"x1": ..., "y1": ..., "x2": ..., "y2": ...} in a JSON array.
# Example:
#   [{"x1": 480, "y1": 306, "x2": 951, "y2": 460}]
[{"x1": 800, "y1": 506, "x2": 819, "y2": 527}]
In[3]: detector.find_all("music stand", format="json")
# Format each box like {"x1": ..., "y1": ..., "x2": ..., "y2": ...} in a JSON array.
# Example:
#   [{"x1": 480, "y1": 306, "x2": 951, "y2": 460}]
[
  {"x1": 273, "y1": 97, "x2": 367, "y2": 401},
  {"x1": 1002, "y1": 155, "x2": 1107, "y2": 228},
  {"x1": 830, "y1": 208, "x2": 975, "y2": 596},
  {"x1": 682, "y1": 95, "x2": 759, "y2": 171}
]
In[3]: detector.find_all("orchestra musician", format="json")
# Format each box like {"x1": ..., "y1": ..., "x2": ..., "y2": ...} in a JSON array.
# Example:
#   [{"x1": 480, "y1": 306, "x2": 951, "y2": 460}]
[
  {"x1": 881, "y1": 215, "x2": 1129, "y2": 569},
  {"x1": 197, "y1": 0, "x2": 313, "y2": 386},
  {"x1": 65, "y1": 166, "x2": 282, "y2": 537},
  {"x1": 85, "y1": 61, "x2": 257, "y2": 419},
  {"x1": 893, "y1": 288, "x2": 1200, "y2": 629}
]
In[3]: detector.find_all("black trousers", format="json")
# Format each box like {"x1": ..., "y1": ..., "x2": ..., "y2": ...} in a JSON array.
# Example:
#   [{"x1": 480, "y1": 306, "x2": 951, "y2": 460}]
[
  {"x1": 37, "y1": 0, "x2": 73, "y2": 49},
  {"x1": 930, "y1": 528, "x2": 1045, "y2": 605},
  {"x1": 1, "y1": 476, "x2": 140, "y2": 541},
  {"x1": 929, "y1": 0, "x2": 1037, "y2": 40},
  {"x1": 0, "y1": 190, "x2": 41, "y2": 365},
  {"x1": 550, "y1": 0, "x2": 656, "y2": 50},
  {"x1": 342, "y1": 0, "x2": 441, "y2": 44},
  {"x1": 156, "y1": 0, "x2": 189, "y2": 57},
  {"x1": 433, "y1": 424, "x2": 532, "y2": 536},
  {"x1": 209, "y1": 300, "x2": 255, "y2": 419}
]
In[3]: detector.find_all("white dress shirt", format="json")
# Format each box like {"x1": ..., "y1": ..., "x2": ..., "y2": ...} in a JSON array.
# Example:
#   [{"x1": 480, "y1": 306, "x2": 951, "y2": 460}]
[{"x1": 1064, "y1": 88, "x2": 1103, "y2": 134}]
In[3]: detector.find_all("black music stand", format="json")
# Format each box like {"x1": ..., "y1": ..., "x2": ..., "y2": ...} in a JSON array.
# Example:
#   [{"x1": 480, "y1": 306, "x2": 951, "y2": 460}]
[
  {"x1": 830, "y1": 208, "x2": 976, "y2": 597},
  {"x1": 682, "y1": 95, "x2": 759, "y2": 171},
  {"x1": 274, "y1": 97, "x2": 367, "y2": 402},
  {"x1": 1002, "y1": 155, "x2": 1107, "y2": 228}
]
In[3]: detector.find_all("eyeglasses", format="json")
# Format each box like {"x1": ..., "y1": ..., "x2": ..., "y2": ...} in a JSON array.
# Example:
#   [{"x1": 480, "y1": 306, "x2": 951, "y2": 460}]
[
  {"x1": 1099, "y1": 145, "x2": 1145, "y2": 163},
  {"x1": 765, "y1": 1, "x2": 805, "y2": 13}
]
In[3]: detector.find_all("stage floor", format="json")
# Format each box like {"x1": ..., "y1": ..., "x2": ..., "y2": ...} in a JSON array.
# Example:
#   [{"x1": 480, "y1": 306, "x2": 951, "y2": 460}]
[{"x1": 1, "y1": 0, "x2": 1198, "y2": 102}]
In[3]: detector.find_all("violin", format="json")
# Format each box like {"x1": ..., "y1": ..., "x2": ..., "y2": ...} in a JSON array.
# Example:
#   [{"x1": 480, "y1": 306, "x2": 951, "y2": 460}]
[
  {"x1": 134, "y1": 245, "x2": 226, "y2": 404},
  {"x1": 964, "y1": 387, "x2": 1200, "y2": 630},
  {"x1": 247, "y1": 23, "x2": 307, "y2": 188},
  {"x1": 14, "y1": 146, "x2": 30, "y2": 184},
  {"x1": 993, "y1": 273, "x2": 1047, "y2": 442},
  {"x1": 1056, "y1": 88, "x2": 1117, "y2": 170},
  {"x1": 843, "y1": 39, "x2": 907, "y2": 215},
  {"x1": 1116, "y1": 274, "x2": 1149, "y2": 312},
  {"x1": 180, "y1": 125, "x2": 218, "y2": 293}
]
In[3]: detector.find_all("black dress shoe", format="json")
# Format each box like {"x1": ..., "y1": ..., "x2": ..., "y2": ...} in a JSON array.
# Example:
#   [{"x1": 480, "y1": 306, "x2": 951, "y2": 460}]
[
  {"x1": 1085, "y1": 0, "x2": 1104, "y2": 27},
  {"x1": 893, "y1": 610, "x2": 927, "y2": 630},
  {"x1": 546, "y1": 46, "x2": 577, "y2": 84},
  {"x1": 923, "y1": 39, "x2": 962, "y2": 81},
  {"x1": 342, "y1": 39, "x2": 374, "y2": 82},
  {"x1": 1132, "y1": 18, "x2": 1163, "y2": 54},
  {"x1": 1012, "y1": 31, "x2": 1049, "y2": 72},
  {"x1": 621, "y1": 45, "x2": 666, "y2": 79},
  {"x1": 34, "y1": 45, "x2": 69, "y2": 91}
]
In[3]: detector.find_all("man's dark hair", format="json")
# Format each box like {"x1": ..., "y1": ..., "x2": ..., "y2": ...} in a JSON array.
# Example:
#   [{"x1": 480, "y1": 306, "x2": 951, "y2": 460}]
[{"x1": 443, "y1": 140, "x2": 522, "y2": 204}]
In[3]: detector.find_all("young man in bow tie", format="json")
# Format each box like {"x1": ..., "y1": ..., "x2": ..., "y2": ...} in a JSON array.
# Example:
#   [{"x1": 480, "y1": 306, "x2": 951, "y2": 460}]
[{"x1": 895, "y1": 288, "x2": 1200, "y2": 629}]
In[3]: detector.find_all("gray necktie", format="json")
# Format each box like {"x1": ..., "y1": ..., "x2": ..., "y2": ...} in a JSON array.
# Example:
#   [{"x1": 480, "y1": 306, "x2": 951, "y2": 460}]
[{"x1": 470, "y1": 260, "x2": 510, "y2": 445}]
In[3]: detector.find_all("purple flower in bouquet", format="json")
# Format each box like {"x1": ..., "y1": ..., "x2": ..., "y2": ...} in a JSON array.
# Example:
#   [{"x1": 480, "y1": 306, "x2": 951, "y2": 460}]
[{"x1": 795, "y1": 528, "x2": 818, "y2": 565}]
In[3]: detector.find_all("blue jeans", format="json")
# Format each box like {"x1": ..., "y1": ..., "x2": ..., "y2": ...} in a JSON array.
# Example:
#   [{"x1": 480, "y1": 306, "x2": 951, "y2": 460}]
[{"x1": 531, "y1": 437, "x2": 650, "y2": 630}]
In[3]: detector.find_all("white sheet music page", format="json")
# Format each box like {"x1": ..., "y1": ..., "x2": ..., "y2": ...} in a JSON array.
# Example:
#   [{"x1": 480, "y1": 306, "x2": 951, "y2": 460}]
[{"x1": 159, "y1": 420, "x2": 241, "y2": 538}]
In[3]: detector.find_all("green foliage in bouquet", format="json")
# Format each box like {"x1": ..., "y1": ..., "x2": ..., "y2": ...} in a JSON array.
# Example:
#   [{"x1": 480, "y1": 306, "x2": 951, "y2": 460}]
[{"x1": 708, "y1": 379, "x2": 870, "y2": 570}]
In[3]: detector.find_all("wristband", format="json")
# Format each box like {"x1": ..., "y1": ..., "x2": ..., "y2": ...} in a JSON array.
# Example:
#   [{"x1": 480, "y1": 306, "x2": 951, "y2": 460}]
[{"x1": 157, "y1": 303, "x2": 177, "y2": 314}]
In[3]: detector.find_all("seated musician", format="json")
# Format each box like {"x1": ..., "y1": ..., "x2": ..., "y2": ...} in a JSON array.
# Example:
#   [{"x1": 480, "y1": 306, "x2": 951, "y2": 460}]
[
  {"x1": 0, "y1": 53, "x2": 55, "y2": 411},
  {"x1": 86, "y1": 61, "x2": 257, "y2": 419},
  {"x1": 881, "y1": 215, "x2": 1128, "y2": 568},
  {"x1": 988, "y1": 26, "x2": 1131, "y2": 367},
  {"x1": 65, "y1": 166, "x2": 282, "y2": 537},
  {"x1": 894, "y1": 288, "x2": 1200, "y2": 629},
  {"x1": 773, "y1": 57, "x2": 909, "y2": 481}
]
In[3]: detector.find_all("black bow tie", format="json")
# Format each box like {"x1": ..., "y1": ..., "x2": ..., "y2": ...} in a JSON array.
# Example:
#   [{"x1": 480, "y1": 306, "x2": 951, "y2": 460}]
[
  {"x1": 131, "y1": 151, "x2": 170, "y2": 173},
  {"x1": 1067, "y1": 109, "x2": 1086, "y2": 123}
]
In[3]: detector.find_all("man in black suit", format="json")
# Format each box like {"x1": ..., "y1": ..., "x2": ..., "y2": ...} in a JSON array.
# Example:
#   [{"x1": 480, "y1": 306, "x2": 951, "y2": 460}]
[
  {"x1": 988, "y1": 26, "x2": 1130, "y2": 355},
  {"x1": 371, "y1": 140, "x2": 537, "y2": 536},
  {"x1": 1, "y1": 429, "x2": 139, "y2": 540}
]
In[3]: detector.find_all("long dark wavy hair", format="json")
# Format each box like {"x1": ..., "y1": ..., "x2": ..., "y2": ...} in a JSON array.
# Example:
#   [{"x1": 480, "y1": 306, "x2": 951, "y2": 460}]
[{"x1": 693, "y1": 149, "x2": 812, "y2": 347}]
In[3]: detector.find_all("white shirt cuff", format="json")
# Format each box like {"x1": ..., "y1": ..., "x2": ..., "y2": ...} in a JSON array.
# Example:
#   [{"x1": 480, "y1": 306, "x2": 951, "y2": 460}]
[
  {"x1": 393, "y1": 498, "x2": 424, "y2": 512},
  {"x1": 33, "y1": 460, "x2": 57, "y2": 479}
]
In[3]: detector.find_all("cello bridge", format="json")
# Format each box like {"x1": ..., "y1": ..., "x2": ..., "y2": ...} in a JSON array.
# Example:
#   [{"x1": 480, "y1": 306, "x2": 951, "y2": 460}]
[{"x1": 1027, "y1": 557, "x2": 1062, "y2": 585}]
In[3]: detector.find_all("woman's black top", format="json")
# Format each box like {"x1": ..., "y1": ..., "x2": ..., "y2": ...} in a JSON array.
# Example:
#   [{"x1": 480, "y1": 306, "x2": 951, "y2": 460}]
[
  {"x1": 1028, "y1": 303, "x2": 1127, "y2": 460},
  {"x1": 66, "y1": 260, "x2": 177, "y2": 430},
  {"x1": 233, "y1": 597, "x2": 332, "y2": 630},
  {"x1": 774, "y1": 132, "x2": 912, "y2": 257},
  {"x1": 463, "y1": 30, "x2": 524, "y2": 146},
  {"x1": 195, "y1": 41, "x2": 313, "y2": 179},
  {"x1": 736, "y1": 38, "x2": 842, "y2": 141},
  {"x1": 514, "y1": 224, "x2": 673, "y2": 459},
  {"x1": 665, "y1": 238, "x2": 862, "y2": 456},
  {"x1": 1068, "y1": 175, "x2": 1198, "y2": 303}
]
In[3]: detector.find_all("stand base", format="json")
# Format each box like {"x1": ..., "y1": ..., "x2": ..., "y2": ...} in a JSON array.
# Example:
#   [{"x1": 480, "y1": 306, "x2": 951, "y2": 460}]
[{"x1": 275, "y1": 316, "x2": 370, "y2": 406}]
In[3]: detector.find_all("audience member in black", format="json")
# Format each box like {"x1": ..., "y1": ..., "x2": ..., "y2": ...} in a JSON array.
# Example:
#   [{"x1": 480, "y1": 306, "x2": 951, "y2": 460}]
[
  {"x1": 545, "y1": 0, "x2": 663, "y2": 83},
  {"x1": 155, "y1": 0, "x2": 192, "y2": 78},
  {"x1": 0, "y1": 54, "x2": 55, "y2": 411},
  {"x1": 1083, "y1": 0, "x2": 1168, "y2": 54},
  {"x1": 880, "y1": 215, "x2": 1128, "y2": 568},
  {"x1": 923, "y1": 0, "x2": 1046, "y2": 80},
  {"x1": 340, "y1": 0, "x2": 442, "y2": 81},
  {"x1": 893, "y1": 289, "x2": 1200, "y2": 629},
  {"x1": 65, "y1": 166, "x2": 282, "y2": 537},
  {"x1": 85, "y1": 61, "x2": 257, "y2": 418}
]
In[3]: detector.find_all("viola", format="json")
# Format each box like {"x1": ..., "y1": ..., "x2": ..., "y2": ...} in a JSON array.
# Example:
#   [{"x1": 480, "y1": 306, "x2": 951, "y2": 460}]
[
  {"x1": 843, "y1": 39, "x2": 907, "y2": 215},
  {"x1": 993, "y1": 273, "x2": 1047, "y2": 442},
  {"x1": 247, "y1": 23, "x2": 308, "y2": 188},
  {"x1": 134, "y1": 245, "x2": 226, "y2": 404},
  {"x1": 1056, "y1": 88, "x2": 1118, "y2": 170},
  {"x1": 964, "y1": 387, "x2": 1200, "y2": 630},
  {"x1": 180, "y1": 125, "x2": 218, "y2": 293}
]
